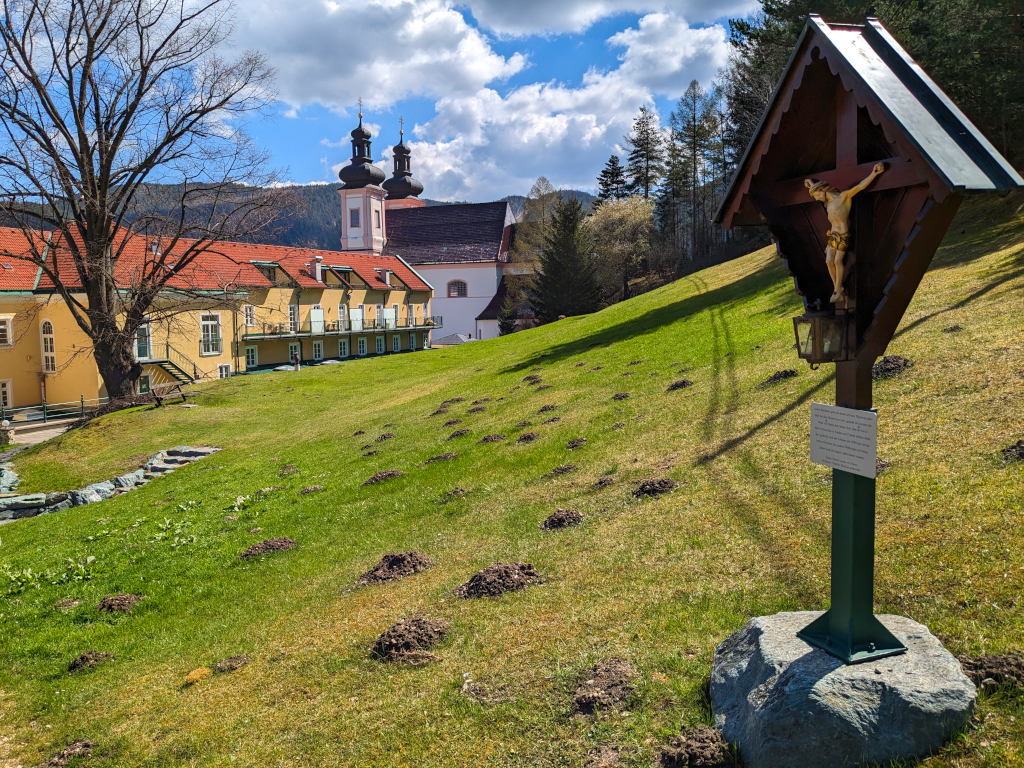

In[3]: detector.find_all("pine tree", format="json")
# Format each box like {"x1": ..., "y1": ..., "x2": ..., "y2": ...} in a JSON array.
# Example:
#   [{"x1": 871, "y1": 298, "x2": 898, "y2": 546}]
[
  {"x1": 624, "y1": 106, "x2": 666, "y2": 199},
  {"x1": 531, "y1": 197, "x2": 601, "y2": 322},
  {"x1": 497, "y1": 295, "x2": 518, "y2": 336},
  {"x1": 596, "y1": 155, "x2": 627, "y2": 203}
]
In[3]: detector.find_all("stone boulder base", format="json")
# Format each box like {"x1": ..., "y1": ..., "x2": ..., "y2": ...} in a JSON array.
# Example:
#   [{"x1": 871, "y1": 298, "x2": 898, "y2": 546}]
[{"x1": 711, "y1": 612, "x2": 975, "y2": 768}]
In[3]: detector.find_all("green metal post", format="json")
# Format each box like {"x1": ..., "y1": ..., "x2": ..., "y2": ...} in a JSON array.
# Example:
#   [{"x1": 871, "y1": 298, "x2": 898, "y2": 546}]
[
  {"x1": 42, "y1": 398, "x2": 47, "y2": 423},
  {"x1": 80, "y1": 395, "x2": 85, "y2": 417},
  {"x1": 796, "y1": 357, "x2": 906, "y2": 663}
]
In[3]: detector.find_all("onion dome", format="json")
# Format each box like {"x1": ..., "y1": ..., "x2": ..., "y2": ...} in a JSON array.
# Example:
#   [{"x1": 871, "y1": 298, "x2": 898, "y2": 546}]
[
  {"x1": 383, "y1": 127, "x2": 424, "y2": 199},
  {"x1": 338, "y1": 110, "x2": 385, "y2": 189}
]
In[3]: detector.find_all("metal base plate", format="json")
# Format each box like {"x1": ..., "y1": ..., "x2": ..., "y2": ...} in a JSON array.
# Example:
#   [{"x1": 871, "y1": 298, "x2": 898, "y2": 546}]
[{"x1": 797, "y1": 610, "x2": 907, "y2": 664}]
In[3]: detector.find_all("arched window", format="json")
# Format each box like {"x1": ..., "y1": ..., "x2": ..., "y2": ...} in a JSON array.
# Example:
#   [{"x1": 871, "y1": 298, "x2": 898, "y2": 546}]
[
  {"x1": 447, "y1": 280, "x2": 467, "y2": 298},
  {"x1": 40, "y1": 320, "x2": 56, "y2": 373}
]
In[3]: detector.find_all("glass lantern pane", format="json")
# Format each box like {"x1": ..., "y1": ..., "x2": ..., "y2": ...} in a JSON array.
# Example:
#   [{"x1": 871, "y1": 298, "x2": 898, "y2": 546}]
[
  {"x1": 821, "y1": 318, "x2": 844, "y2": 357},
  {"x1": 796, "y1": 320, "x2": 815, "y2": 357}
]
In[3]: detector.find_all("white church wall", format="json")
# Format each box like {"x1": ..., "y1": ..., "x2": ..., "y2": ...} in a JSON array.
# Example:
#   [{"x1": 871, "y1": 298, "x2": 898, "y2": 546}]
[{"x1": 415, "y1": 262, "x2": 501, "y2": 337}]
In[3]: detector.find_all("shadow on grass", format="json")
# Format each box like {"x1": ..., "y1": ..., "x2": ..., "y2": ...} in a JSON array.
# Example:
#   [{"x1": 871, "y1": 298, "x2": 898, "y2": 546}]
[{"x1": 506, "y1": 256, "x2": 791, "y2": 372}]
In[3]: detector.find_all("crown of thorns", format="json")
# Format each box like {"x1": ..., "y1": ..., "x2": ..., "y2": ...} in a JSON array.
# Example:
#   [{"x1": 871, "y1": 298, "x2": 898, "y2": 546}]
[{"x1": 806, "y1": 179, "x2": 837, "y2": 195}]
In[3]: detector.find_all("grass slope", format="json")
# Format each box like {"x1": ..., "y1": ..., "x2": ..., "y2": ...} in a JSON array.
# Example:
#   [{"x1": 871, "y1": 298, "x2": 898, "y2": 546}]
[{"x1": 2, "y1": 195, "x2": 1024, "y2": 768}]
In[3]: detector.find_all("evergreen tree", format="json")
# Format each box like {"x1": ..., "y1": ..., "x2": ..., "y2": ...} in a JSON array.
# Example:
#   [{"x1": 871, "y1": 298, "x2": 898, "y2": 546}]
[
  {"x1": 624, "y1": 106, "x2": 666, "y2": 199},
  {"x1": 497, "y1": 295, "x2": 518, "y2": 336},
  {"x1": 531, "y1": 197, "x2": 601, "y2": 322},
  {"x1": 596, "y1": 155, "x2": 628, "y2": 203}
]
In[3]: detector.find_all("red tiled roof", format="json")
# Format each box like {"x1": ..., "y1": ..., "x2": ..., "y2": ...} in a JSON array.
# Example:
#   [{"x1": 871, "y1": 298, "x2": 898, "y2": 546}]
[
  {"x1": 0, "y1": 228, "x2": 44, "y2": 290},
  {"x1": 0, "y1": 227, "x2": 432, "y2": 293}
]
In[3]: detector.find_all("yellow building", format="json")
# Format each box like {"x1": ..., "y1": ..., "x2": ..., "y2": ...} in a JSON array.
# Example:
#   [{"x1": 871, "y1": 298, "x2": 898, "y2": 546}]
[{"x1": 0, "y1": 232, "x2": 438, "y2": 416}]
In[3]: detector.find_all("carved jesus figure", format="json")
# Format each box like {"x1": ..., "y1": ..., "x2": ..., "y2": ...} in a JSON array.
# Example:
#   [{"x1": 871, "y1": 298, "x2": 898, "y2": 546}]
[{"x1": 805, "y1": 162, "x2": 886, "y2": 303}]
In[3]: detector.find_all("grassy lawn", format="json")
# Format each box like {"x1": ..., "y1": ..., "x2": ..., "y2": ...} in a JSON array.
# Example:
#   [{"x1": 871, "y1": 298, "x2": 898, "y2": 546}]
[{"x1": 1, "y1": 194, "x2": 1023, "y2": 767}]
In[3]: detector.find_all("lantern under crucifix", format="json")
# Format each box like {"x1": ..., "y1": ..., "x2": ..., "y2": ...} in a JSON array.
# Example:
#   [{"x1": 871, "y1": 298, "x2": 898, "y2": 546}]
[{"x1": 716, "y1": 15, "x2": 1023, "y2": 663}]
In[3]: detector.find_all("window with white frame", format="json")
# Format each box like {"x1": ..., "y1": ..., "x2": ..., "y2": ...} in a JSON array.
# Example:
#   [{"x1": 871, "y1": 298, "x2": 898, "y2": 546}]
[
  {"x1": 357, "y1": 337, "x2": 367, "y2": 356},
  {"x1": 447, "y1": 280, "x2": 467, "y2": 298},
  {"x1": 288, "y1": 341, "x2": 300, "y2": 362},
  {"x1": 200, "y1": 314, "x2": 221, "y2": 355},
  {"x1": 0, "y1": 316, "x2": 12, "y2": 347},
  {"x1": 243, "y1": 304, "x2": 256, "y2": 327},
  {"x1": 0, "y1": 379, "x2": 11, "y2": 409},
  {"x1": 288, "y1": 304, "x2": 300, "y2": 333},
  {"x1": 40, "y1": 320, "x2": 56, "y2": 372},
  {"x1": 138, "y1": 374, "x2": 151, "y2": 395},
  {"x1": 339, "y1": 338, "x2": 349, "y2": 357},
  {"x1": 392, "y1": 334, "x2": 400, "y2": 352},
  {"x1": 312, "y1": 341, "x2": 323, "y2": 360},
  {"x1": 245, "y1": 346, "x2": 258, "y2": 368},
  {"x1": 218, "y1": 364, "x2": 232, "y2": 378},
  {"x1": 135, "y1": 323, "x2": 151, "y2": 360},
  {"x1": 423, "y1": 332, "x2": 430, "y2": 349},
  {"x1": 375, "y1": 336, "x2": 384, "y2": 354}
]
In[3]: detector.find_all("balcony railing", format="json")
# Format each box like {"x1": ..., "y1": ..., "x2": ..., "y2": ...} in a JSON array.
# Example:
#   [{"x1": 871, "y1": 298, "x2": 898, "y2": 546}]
[{"x1": 242, "y1": 316, "x2": 442, "y2": 340}]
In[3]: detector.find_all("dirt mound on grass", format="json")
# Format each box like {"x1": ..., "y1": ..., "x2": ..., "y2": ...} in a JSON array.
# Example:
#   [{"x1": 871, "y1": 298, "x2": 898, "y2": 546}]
[
  {"x1": 958, "y1": 653, "x2": 1024, "y2": 691},
  {"x1": 537, "y1": 384, "x2": 552, "y2": 390},
  {"x1": 873, "y1": 355, "x2": 912, "y2": 380},
  {"x1": 239, "y1": 538, "x2": 296, "y2": 559},
  {"x1": 543, "y1": 417, "x2": 561, "y2": 424},
  {"x1": 628, "y1": 360, "x2": 643, "y2": 366},
  {"x1": 68, "y1": 650, "x2": 113, "y2": 673},
  {"x1": 442, "y1": 397, "x2": 466, "y2": 405},
  {"x1": 363, "y1": 470, "x2": 402, "y2": 485},
  {"x1": 760, "y1": 369, "x2": 797, "y2": 387},
  {"x1": 360, "y1": 444, "x2": 372, "y2": 450},
  {"x1": 214, "y1": 654, "x2": 251, "y2": 673},
  {"x1": 54, "y1": 598, "x2": 82, "y2": 611},
  {"x1": 567, "y1": 438, "x2": 587, "y2": 449},
  {"x1": 667, "y1": 379, "x2": 693, "y2": 391},
  {"x1": 876, "y1": 458, "x2": 893, "y2": 474},
  {"x1": 589, "y1": 366, "x2": 604, "y2": 372},
  {"x1": 98, "y1": 593, "x2": 146, "y2": 613},
  {"x1": 430, "y1": 408, "x2": 449, "y2": 416},
  {"x1": 359, "y1": 551, "x2": 436, "y2": 585},
  {"x1": 517, "y1": 432, "x2": 539, "y2": 443},
  {"x1": 572, "y1": 658, "x2": 637, "y2": 714},
  {"x1": 524, "y1": 374, "x2": 543, "y2": 384},
  {"x1": 611, "y1": 422, "x2": 625, "y2": 429},
  {"x1": 353, "y1": 430, "x2": 365, "y2": 436},
  {"x1": 376, "y1": 433, "x2": 395, "y2": 442},
  {"x1": 299, "y1": 485, "x2": 323, "y2": 494},
  {"x1": 1001, "y1": 441, "x2": 1024, "y2": 462},
  {"x1": 539, "y1": 404, "x2": 557, "y2": 413},
  {"x1": 531, "y1": 366, "x2": 544, "y2": 371},
  {"x1": 362, "y1": 450, "x2": 379, "y2": 457},
  {"x1": 447, "y1": 487, "x2": 467, "y2": 497},
  {"x1": 468, "y1": 406, "x2": 486, "y2": 414},
  {"x1": 448, "y1": 429, "x2": 470, "y2": 440},
  {"x1": 279, "y1": 464, "x2": 299, "y2": 477},
  {"x1": 547, "y1": 464, "x2": 578, "y2": 476},
  {"x1": 542, "y1": 509, "x2": 582, "y2": 529},
  {"x1": 455, "y1": 562, "x2": 544, "y2": 598},
  {"x1": 371, "y1": 616, "x2": 449, "y2": 663},
  {"x1": 658, "y1": 726, "x2": 736, "y2": 767},
  {"x1": 478, "y1": 434, "x2": 506, "y2": 443},
  {"x1": 472, "y1": 398, "x2": 491, "y2": 405},
  {"x1": 443, "y1": 419, "x2": 463, "y2": 427},
  {"x1": 594, "y1": 477, "x2": 614, "y2": 488},
  {"x1": 516, "y1": 420, "x2": 533, "y2": 427},
  {"x1": 33, "y1": 739, "x2": 95, "y2": 768},
  {"x1": 585, "y1": 748, "x2": 623, "y2": 767},
  {"x1": 613, "y1": 393, "x2": 630, "y2": 401},
  {"x1": 426, "y1": 452, "x2": 459, "y2": 463},
  {"x1": 943, "y1": 324, "x2": 963, "y2": 333},
  {"x1": 633, "y1": 478, "x2": 675, "y2": 497}
]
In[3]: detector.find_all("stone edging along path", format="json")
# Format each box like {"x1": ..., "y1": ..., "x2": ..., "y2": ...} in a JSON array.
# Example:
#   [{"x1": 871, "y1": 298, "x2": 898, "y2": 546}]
[{"x1": 0, "y1": 446, "x2": 221, "y2": 524}]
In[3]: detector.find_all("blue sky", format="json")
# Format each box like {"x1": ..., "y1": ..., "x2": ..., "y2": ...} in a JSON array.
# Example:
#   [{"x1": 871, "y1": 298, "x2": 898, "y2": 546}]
[{"x1": 231, "y1": 0, "x2": 758, "y2": 201}]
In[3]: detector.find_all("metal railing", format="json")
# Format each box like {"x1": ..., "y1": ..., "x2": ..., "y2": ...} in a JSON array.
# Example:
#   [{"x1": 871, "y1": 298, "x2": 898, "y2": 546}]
[
  {"x1": 242, "y1": 316, "x2": 442, "y2": 339},
  {"x1": 1, "y1": 395, "x2": 110, "y2": 425}
]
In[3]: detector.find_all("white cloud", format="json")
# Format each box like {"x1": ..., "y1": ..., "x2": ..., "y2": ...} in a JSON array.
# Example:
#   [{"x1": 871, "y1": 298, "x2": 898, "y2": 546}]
[
  {"x1": 460, "y1": 0, "x2": 756, "y2": 36},
  {"x1": 401, "y1": 12, "x2": 729, "y2": 200},
  {"x1": 232, "y1": 0, "x2": 524, "y2": 112}
]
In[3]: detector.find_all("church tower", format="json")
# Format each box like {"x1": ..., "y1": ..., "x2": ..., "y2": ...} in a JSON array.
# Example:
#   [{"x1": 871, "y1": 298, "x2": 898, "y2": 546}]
[
  {"x1": 338, "y1": 103, "x2": 386, "y2": 253},
  {"x1": 383, "y1": 119, "x2": 425, "y2": 210}
]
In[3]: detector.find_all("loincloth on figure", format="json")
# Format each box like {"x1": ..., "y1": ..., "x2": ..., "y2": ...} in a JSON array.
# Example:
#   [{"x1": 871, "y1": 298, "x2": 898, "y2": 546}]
[{"x1": 826, "y1": 229, "x2": 851, "y2": 252}]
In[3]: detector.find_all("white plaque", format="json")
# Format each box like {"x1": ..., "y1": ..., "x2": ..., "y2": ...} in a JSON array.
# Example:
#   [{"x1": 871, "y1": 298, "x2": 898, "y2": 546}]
[{"x1": 809, "y1": 402, "x2": 877, "y2": 478}]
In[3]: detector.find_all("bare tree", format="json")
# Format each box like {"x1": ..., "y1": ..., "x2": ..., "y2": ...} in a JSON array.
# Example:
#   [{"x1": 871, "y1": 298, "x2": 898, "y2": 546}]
[{"x1": 0, "y1": 0, "x2": 290, "y2": 398}]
